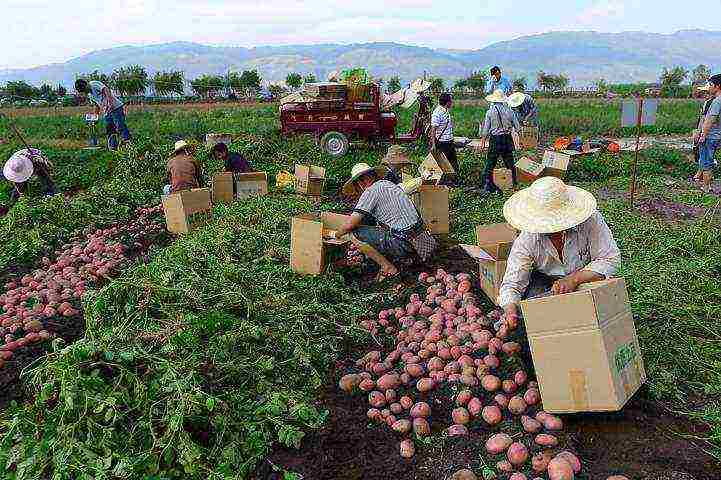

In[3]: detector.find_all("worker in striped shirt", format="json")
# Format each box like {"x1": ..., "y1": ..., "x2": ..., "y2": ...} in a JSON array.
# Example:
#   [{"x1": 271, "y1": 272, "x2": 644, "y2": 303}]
[
  {"x1": 430, "y1": 93, "x2": 459, "y2": 174},
  {"x1": 336, "y1": 163, "x2": 437, "y2": 281}
]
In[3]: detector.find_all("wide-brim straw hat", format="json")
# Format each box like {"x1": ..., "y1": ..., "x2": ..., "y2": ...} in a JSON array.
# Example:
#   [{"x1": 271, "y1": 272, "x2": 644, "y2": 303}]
[
  {"x1": 698, "y1": 82, "x2": 712, "y2": 92},
  {"x1": 382, "y1": 145, "x2": 413, "y2": 166},
  {"x1": 410, "y1": 78, "x2": 431, "y2": 93},
  {"x1": 3, "y1": 150, "x2": 34, "y2": 183},
  {"x1": 485, "y1": 89, "x2": 508, "y2": 103},
  {"x1": 173, "y1": 140, "x2": 189, "y2": 154},
  {"x1": 503, "y1": 177, "x2": 597, "y2": 234},
  {"x1": 507, "y1": 92, "x2": 526, "y2": 108},
  {"x1": 342, "y1": 163, "x2": 388, "y2": 197}
]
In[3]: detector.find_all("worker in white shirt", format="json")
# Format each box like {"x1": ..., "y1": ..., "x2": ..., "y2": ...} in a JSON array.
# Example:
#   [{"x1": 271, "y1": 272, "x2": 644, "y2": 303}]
[{"x1": 429, "y1": 93, "x2": 459, "y2": 174}]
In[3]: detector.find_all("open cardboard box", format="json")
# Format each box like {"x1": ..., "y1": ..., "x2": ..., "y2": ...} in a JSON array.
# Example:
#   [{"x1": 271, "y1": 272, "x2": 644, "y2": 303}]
[
  {"x1": 493, "y1": 168, "x2": 514, "y2": 192},
  {"x1": 291, "y1": 212, "x2": 351, "y2": 275},
  {"x1": 236, "y1": 172, "x2": 269, "y2": 200},
  {"x1": 161, "y1": 188, "x2": 212, "y2": 234},
  {"x1": 295, "y1": 165, "x2": 326, "y2": 196},
  {"x1": 409, "y1": 185, "x2": 449, "y2": 235},
  {"x1": 460, "y1": 223, "x2": 518, "y2": 304},
  {"x1": 542, "y1": 150, "x2": 572, "y2": 178},
  {"x1": 521, "y1": 278, "x2": 646, "y2": 413},
  {"x1": 419, "y1": 150, "x2": 456, "y2": 185},
  {"x1": 516, "y1": 157, "x2": 545, "y2": 185},
  {"x1": 212, "y1": 172, "x2": 235, "y2": 204}
]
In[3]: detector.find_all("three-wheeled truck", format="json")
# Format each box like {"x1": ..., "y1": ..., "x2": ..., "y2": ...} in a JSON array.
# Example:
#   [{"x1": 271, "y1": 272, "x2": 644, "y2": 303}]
[{"x1": 279, "y1": 82, "x2": 431, "y2": 157}]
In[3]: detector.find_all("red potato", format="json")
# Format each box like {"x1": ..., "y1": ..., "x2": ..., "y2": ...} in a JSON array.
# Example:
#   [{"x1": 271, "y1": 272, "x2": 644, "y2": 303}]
[
  {"x1": 392, "y1": 419, "x2": 412, "y2": 435},
  {"x1": 456, "y1": 390, "x2": 472, "y2": 406},
  {"x1": 508, "y1": 396, "x2": 527, "y2": 415},
  {"x1": 547, "y1": 458, "x2": 574, "y2": 480},
  {"x1": 494, "y1": 394, "x2": 509, "y2": 408},
  {"x1": 521, "y1": 415, "x2": 543, "y2": 433},
  {"x1": 372, "y1": 363, "x2": 388, "y2": 375},
  {"x1": 502, "y1": 379, "x2": 518, "y2": 394},
  {"x1": 368, "y1": 391, "x2": 386, "y2": 408},
  {"x1": 447, "y1": 424, "x2": 469, "y2": 436},
  {"x1": 385, "y1": 389, "x2": 397, "y2": 403},
  {"x1": 339, "y1": 374, "x2": 361, "y2": 393},
  {"x1": 509, "y1": 474, "x2": 527, "y2": 480},
  {"x1": 367, "y1": 408, "x2": 382, "y2": 422},
  {"x1": 495, "y1": 461, "x2": 513, "y2": 473},
  {"x1": 452, "y1": 407, "x2": 470, "y2": 425},
  {"x1": 38, "y1": 330, "x2": 51, "y2": 340},
  {"x1": 543, "y1": 414, "x2": 564, "y2": 431},
  {"x1": 605, "y1": 477, "x2": 630, "y2": 480},
  {"x1": 502, "y1": 342, "x2": 522, "y2": 355},
  {"x1": 400, "y1": 396, "x2": 413, "y2": 410},
  {"x1": 359, "y1": 379, "x2": 375, "y2": 392},
  {"x1": 524, "y1": 388, "x2": 541, "y2": 406},
  {"x1": 378, "y1": 373, "x2": 401, "y2": 390},
  {"x1": 460, "y1": 374, "x2": 477, "y2": 387},
  {"x1": 400, "y1": 439, "x2": 415, "y2": 458},
  {"x1": 413, "y1": 417, "x2": 430, "y2": 436},
  {"x1": 468, "y1": 397, "x2": 483, "y2": 417},
  {"x1": 532, "y1": 450, "x2": 554, "y2": 473},
  {"x1": 514, "y1": 370, "x2": 528, "y2": 385},
  {"x1": 535, "y1": 434, "x2": 559, "y2": 447},
  {"x1": 507, "y1": 442, "x2": 529, "y2": 466},
  {"x1": 483, "y1": 355, "x2": 500, "y2": 369},
  {"x1": 416, "y1": 378, "x2": 434, "y2": 392},
  {"x1": 411, "y1": 402, "x2": 431, "y2": 418},
  {"x1": 428, "y1": 357, "x2": 445, "y2": 371},
  {"x1": 0, "y1": 351, "x2": 12, "y2": 361},
  {"x1": 555, "y1": 452, "x2": 581, "y2": 474},
  {"x1": 482, "y1": 405, "x2": 502, "y2": 425},
  {"x1": 481, "y1": 375, "x2": 501, "y2": 392},
  {"x1": 485, "y1": 433, "x2": 513, "y2": 454}
]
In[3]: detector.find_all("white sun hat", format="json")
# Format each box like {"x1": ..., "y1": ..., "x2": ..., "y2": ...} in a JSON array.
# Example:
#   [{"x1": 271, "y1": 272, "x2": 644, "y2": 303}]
[
  {"x1": 507, "y1": 92, "x2": 527, "y2": 108},
  {"x1": 485, "y1": 89, "x2": 508, "y2": 104},
  {"x1": 173, "y1": 140, "x2": 190, "y2": 154},
  {"x1": 410, "y1": 78, "x2": 431, "y2": 93},
  {"x1": 342, "y1": 162, "x2": 388, "y2": 197},
  {"x1": 503, "y1": 177, "x2": 597, "y2": 234},
  {"x1": 3, "y1": 150, "x2": 35, "y2": 183}
]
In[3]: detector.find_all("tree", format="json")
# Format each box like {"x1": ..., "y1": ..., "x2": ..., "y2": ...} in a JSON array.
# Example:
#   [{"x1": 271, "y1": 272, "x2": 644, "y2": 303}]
[
  {"x1": 286, "y1": 72, "x2": 303, "y2": 90},
  {"x1": 453, "y1": 79, "x2": 469, "y2": 92},
  {"x1": 692, "y1": 64, "x2": 711, "y2": 85},
  {"x1": 465, "y1": 71, "x2": 487, "y2": 95},
  {"x1": 190, "y1": 75, "x2": 225, "y2": 99},
  {"x1": 594, "y1": 78, "x2": 609, "y2": 94},
  {"x1": 660, "y1": 66, "x2": 688, "y2": 86},
  {"x1": 153, "y1": 70, "x2": 185, "y2": 97},
  {"x1": 537, "y1": 71, "x2": 568, "y2": 92},
  {"x1": 430, "y1": 77, "x2": 445, "y2": 93},
  {"x1": 303, "y1": 73, "x2": 317, "y2": 84},
  {"x1": 268, "y1": 84, "x2": 287, "y2": 99},
  {"x1": 3, "y1": 81, "x2": 40, "y2": 100},
  {"x1": 55, "y1": 85, "x2": 67, "y2": 97},
  {"x1": 81, "y1": 70, "x2": 113, "y2": 88},
  {"x1": 239, "y1": 70, "x2": 262, "y2": 98},
  {"x1": 512, "y1": 76, "x2": 527, "y2": 92},
  {"x1": 39, "y1": 83, "x2": 55, "y2": 101},
  {"x1": 387, "y1": 76, "x2": 402, "y2": 94},
  {"x1": 112, "y1": 65, "x2": 148, "y2": 97}
]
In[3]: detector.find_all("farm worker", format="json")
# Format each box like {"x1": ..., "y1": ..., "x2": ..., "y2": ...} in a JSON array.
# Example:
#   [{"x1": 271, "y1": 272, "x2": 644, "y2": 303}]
[
  {"x1": 692, "y1": 83, "x2": 714, "y2": 170},
  {"x1": 486, "y1": 66, "x2": 513, "y2": 96},
  {"x1": 693, "y1": 74, "x2": 721, "y2": 192},
  {"x1": 430, "y1": 93, "x2": 459, "y2": 174},
  {"x1": 211, "y1": 142, "x2": 252, "y2": 174},
  {"x1": 2, "y1": 148, "x2": 56, "y2": 207},
  {"x1": 381, "y1": 145, "x2": 414, "y2": 185},
  {"x1": 498, "y1": 177, "x2": 621, "y2": 325},
  {"x1": 334, "y1": 163, "x2": 438, "y2": 281},
  {"x1": 479, "y1": 89, "x2": 520, "y2": 193},
  {"x1": 164, "y1": 140, "x2": 203, "y2": 195},
  {"x1": 507, "y1": 92, "x2": 539, "y2": 127},
  {"x1": 74, "y1": 78, "x2": 131, "y2": 151}
]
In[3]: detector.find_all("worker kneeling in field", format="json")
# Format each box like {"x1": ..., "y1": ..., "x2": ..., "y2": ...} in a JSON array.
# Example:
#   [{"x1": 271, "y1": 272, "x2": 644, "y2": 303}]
[
  {"x1": 211, "y1": 142, "x2": 252, "y2": 174},
  {"x1": 508, "y1": 92, "x2": 539, "y2": 127},
  {"x1": 334, "y1": 163, "x2": 437, "y2": 281},
  {"x1": 480, "y1": 89, "x2": 520, "y2": 193},
  {"x1": 164, "y1": 140, "x2": 203, "y2": 195},
  {"x1": 3, "y1": 148, "x2": 56, "y2": 207},
  {"x1": 498, "y1": 177, "x2": 621, "y2": 325}
]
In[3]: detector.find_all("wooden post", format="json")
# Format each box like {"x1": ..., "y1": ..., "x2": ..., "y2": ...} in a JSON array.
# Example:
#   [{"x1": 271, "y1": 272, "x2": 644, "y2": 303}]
[{"x1": 629, "y1": 96, "x2": 644, "y2": 207}]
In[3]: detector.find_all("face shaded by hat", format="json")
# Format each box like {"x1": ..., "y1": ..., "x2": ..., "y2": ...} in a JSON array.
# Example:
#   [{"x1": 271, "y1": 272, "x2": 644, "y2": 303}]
[{"x1": 342, "y1": 163, "x2": 388, "y2": 197}]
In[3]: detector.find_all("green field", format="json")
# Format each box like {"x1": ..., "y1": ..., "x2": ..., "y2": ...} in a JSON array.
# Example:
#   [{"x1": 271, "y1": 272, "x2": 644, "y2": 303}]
[{"x1": 0, "y1": 98, "x2": 719, "y2": 479}]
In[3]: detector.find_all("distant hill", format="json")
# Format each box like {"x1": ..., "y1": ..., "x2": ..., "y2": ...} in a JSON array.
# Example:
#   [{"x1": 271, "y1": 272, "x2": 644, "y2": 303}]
[{"x1": 2, "y1": 30, "x2": 720, "y2": 89}]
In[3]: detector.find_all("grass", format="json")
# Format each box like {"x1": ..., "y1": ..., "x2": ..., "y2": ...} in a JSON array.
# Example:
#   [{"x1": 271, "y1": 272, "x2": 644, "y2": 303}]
[{"x1": 0, "y1": 98, "x2": 719, "y2": 479}]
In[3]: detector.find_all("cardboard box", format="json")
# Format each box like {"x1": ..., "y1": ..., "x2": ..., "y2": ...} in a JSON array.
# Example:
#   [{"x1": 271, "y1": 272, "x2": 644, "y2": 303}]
[
  {"x1": 519, "y1": 126, "x2": 539, "y2": 150},
  {"x1": 516, "y1": 157, "x2": 545, "y2": 184},
  {"x1": 236, "y1": 172, "x2": 269, "y2": 200},
  {"x1": 212, "y1": 173, "x2": 234, "y2": 204},
  {"x1": 476, "y1": 223, "x2": 518, "y2": 260},
  {"x1": 290, "y1": 212, "x2": 351, "y2": 275},
  {"x1": 460, "y1": 223, "x2": 519, "y2": 304},
  {"x1": 161, "y1": 188, "x2": 212, "y2": 234},
  {"x1": 294, "y1": 165, "x2": 326, "y2": 196},
  {"x1": 493, "y1": 168, "x2": 514, "y2": 192},
  {"x1": 410, "y1": 185, "x2": 449, "y2": 235},
  {"x1": 542, "y1": 150, "x2": 572, "y2": 178},
  {"x1": 419, "y1": 150, "x2": 456, "y2": 185},
  {"x1": 521, "y1": 278, "x2": 646, "y2": 413}
]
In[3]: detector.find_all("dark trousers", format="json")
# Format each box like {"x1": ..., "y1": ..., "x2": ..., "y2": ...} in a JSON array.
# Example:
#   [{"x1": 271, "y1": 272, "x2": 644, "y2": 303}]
[
  {"x1": 436, "y1": 141, "x2": 459, "y2": 174},
  {"x1": 483, "y1": 133, "x2": 516, "y2": 187},
  {"x1": 105, "y1": 107, "x2": 131, "y2": 150}
]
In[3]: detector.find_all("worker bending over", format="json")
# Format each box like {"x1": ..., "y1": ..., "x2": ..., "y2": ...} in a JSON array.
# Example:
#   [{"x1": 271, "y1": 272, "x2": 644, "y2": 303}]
[
  {"x1": 3, "y1": 148, "x2": 56, "y2": 208},
  {"x1": 75, "y1": 79, "x2": 131, "y2": 151},
  {"x1": 498, "y1": 177, "x2": 621, "y2": 325},
  {"x1": 164, "y1": 140, "x2": 203, "y2": 195},
  {"x1": 508, "y1": 92, "x2": 539, "y2": 127},
  {"x1": 335, "y1": 163, "x2": 437, "y2": 281},
  {"x1": 480, "y1": 89, "x2": 520, "y2": 193},
  {"x1": 211, "y1": 142, "x2": 253, "y2": 174}
]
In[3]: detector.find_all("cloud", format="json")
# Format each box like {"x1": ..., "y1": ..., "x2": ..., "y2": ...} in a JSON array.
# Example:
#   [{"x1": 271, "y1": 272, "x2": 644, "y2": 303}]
[{"x1": 577, "y1": 0, "x2": 626, "y2": 24}]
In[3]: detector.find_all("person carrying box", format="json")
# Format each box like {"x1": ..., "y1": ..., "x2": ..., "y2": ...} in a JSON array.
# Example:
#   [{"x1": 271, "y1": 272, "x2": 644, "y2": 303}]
[
  {"x1": 498, "y1": 177, "x2": 621, "y2": 326},
  {"x1": 334, "y1": 163, "x2": 437, "y2": 282},
  {"x1": 479, "y1": 89, "x2": 520, "y2": 193},
  {"x1": 164, "y1": 140, "x2": 204, "y2": 195}
]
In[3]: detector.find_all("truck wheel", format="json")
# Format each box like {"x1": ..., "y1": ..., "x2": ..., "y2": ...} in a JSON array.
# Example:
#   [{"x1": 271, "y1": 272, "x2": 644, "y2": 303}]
[{"x1": 321, "y1": 131, "x2": 349, "y2": 157}]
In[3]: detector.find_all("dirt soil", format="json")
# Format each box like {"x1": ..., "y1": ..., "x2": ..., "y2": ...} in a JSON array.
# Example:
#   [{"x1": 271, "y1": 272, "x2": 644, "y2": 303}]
[{"x1": 635, "y1": 197, "x2": 708, "y2": 222}]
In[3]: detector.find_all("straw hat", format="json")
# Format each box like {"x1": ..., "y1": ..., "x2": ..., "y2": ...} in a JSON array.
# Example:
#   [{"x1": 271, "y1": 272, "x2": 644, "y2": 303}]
[
  {"x1": 485, "y1": 89, "x2": 508, "y2": 103},
  {"x1": 382, "y1": 145, "x2": 413, "y2": 166},
  {"x1": 173, "y1": 140, "x2": 190, "y2": 154},
  {"x1": 503, "y1": 177, "x2": 597, "y2": 234},
  {"x1": 342, "y1": 163, "x2": 388, "y2": 197},
  {"x1": 507, "y1": 92, "x2": 527, "y2": 108},
  {"x1": 410, "y1": 78, "x2": 431, "y2": 93},
  {"x1": 3, "y1": 150, "x2": 35, "y2": 183},
  {"x1": 697, "y1": 82, "x2": 712, "y2": 92}
]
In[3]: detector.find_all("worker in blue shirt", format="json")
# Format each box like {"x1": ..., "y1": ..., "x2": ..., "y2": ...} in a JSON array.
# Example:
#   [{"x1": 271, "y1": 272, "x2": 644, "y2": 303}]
[{"x1": 487, "y1": 66, "x2": 513, "y2": 95}]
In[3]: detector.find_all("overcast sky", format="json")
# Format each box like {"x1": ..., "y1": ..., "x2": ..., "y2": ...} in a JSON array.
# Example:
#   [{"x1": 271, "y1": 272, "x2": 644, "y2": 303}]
[{"x1": 3, "y1": 0, "x2": 719, "y2": 69}]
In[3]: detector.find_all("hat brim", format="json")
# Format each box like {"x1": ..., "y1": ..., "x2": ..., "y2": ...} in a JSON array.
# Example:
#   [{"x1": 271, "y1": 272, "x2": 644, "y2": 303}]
[
  {"x1": 342, "y1": 166, "x2": 388, "y2": 197},
  {"x1": 486, "y1": 93, "x2": 508, "y2": 103},
  {"x1": 507, "y1": 93, "x2": 525, "y2": 108},
  {"x1": 502, "y1": 184, "x2": 597, "y2": 234},
  {"x1": 3, "y1": 156, "x2": 34, "y2": 183},
  {"x1": 410, "y1": 79, "x2": 431, "y2": 93}
]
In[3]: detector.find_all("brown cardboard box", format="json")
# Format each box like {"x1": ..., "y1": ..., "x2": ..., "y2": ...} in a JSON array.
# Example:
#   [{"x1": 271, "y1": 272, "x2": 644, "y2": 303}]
[
  {"x1": 410, "y1": 185, "x2": 449, "y2": 235},
  {"x1": 290, "y1": 212, "x2": 351, "y2": 275},
  {"x1": 519, "y1": 126, "x2": 539, "y2": 150},
  {"x1": 294, "y1": 165, "x2": 326, "y2": 196},
  {"x1": 476, "y1": 223, "x2": 518, "y2": 260},
  {"x1": 521, "y1": 278, "x2": 646, "y2": 413},
  {"x1": 161, "y1": 188, "x2": 212, "y2": 234},
  {"x1": 516, "y1": 157, "x2": 545, "y2": 184},
  {"x1": 419, "y1": 150, "x2": 456, "y2": 184},
  {"x1": 236, "y1": 172, "x2": 269, "y2": 200},
  {"x1": 542, "y1": 150, "x2": 572, "y2": 178},
  {"x1": 212, "y1": 173, "x2": 234, "y2": 204},
  {"x1": 493, "y1": 168, "x2": 514, "y2": 192}
]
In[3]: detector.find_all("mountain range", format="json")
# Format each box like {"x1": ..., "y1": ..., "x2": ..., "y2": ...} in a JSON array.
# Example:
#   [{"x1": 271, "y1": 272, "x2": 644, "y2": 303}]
[{"x1": 2, "y1": 30, "x2": 720, "y2": 89}]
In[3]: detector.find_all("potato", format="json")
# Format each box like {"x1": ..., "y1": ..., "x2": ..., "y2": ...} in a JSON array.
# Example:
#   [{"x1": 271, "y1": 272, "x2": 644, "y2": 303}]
[
  {"x1": 392, "y1": 419, "x2": 412, "y2": 435},
  {"x1": 400, "y1": 439, "x2": 415, "y2": 458},
  {"x1": 452, "y1": 407, "x2": 470, "y2": 425},
  {"x1": 524, "y1": 388, "x2": 541, "y2": 406},
  {"x1": 339, "y1": 374, "x2": 361, "y2": 393},
  {"x1": 605, "y1": 477, "x2": 630, "y2": 480},
  {"x1": 508, "y1": 396, "x2": 527, "y2": 415},
  {"x1": 535, "y1": 434, "x2": 559, "y2": 447},
  {"x1": 532, "y1": 450, "x2": 553, "y2": 473},
  {"x1": 468, "y1": 397, "x2": 483, "y2": 417},
  {"x1": 456, "y1": 390, "x2": 472, "y2": 406},
  {"x1": 494, "y1": 393, "x2": 509, "y2": 408},
  {"x1": 495, "y1": 460, "x2": 513, "y2": 473},
  {"x1": 481, "y1": 375, "x2": 501, "y2": 392},
  {"x1": 543, "y1": 414, "x2": 564, "y2": 431},
  {"x1": 450, "y1": 469, "x2": 477, "y2": 480},
  {"x1": 359, "y1": 378, "x2": 375, "y2": 392},
  {"x1": 507, "y1": 442, "x2": 529, "y2": 466},
  {"x1": 502, "y1": 342, "x2": 522, "y2": 355},
  {"x1": 368, "y1": 391, "x2": 387, "y2": 408},
  {"x1": 509, "y1": 474, "x2": 527, "y2": 480},
  {"x1": 411, "y1": 402, "x2": 431, "y2": 418},
  {"x1": 390, "y1": 402, "x2": 403, "y2": 415},
  {"x1": 405, "y1": 364, "x2": 425, "y2": 378},
  {"x1": 400, "y1": 396, "x2": 413, "y2": 410},
  {"x1": 502, "y1": 379, "x2": 518, "y2": 394},
  {"x1": 556, "y1": 452, "x2": 581, "y2": 474},
  {"x1": 483, "y1": 354, "x2": 500, "y2": 369},
  {"x1": 367, "y1": 408, "x2": 382, "y2": 421},
  {"x1": 514, "y1": 370, "x2": 528, "y2": 386},
  {"x1": 460, "y1": 374, "x2": 478, "y2": 387},
  {"x1": 521, "y1": 415, "x2": 542, "y2": 433},
  {"x1": 428, "y1": 357, "x2": 445, "y2": 371},
  {"x1": 413, "y1": 417, "x2": 430, "y2": 437},
  {"x1": 482, "y1": 405, "x2": 502, "y2": 425},
  {"x1": 385, "y1": 389, "x2": 397, "y2": 403},
  {"x1": 447, "y1": 424, "x2": 468, "y2": 436},
  {"x1": 547, "y1": 458, "x2": 574, "y2": 480},
  {"x1": 485, "y1": 433, "x2": 512, "y2": 454},
  {"x1": 386, "y1": 415, "x2": 397, "y2": 427}
]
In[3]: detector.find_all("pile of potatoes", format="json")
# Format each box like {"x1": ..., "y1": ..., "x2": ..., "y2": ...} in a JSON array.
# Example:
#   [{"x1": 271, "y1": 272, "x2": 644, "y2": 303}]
[
  {"x1": 340, "y1": 268, "x2": 606, "y2": 480},
  {"x1": 0, "y1": 205, "x2": 163, "y2": 369}
]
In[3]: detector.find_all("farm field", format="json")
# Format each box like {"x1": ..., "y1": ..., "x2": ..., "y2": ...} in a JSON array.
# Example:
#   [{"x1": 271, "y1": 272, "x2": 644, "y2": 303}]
[{"x1": 0, "y1": 98, "x2": 719, "y2": 480}]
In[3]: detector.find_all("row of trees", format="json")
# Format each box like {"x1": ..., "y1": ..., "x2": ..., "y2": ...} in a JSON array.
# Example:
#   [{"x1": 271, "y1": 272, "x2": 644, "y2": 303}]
[{"x1": 1, "y1": 81, "x2": 67, "y2": 101}]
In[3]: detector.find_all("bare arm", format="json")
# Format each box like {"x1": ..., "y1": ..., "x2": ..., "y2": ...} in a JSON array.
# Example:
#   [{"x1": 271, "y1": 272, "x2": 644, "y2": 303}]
[{"x1": 336, "y1": 212, "x2": 364, "y2": 238}]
